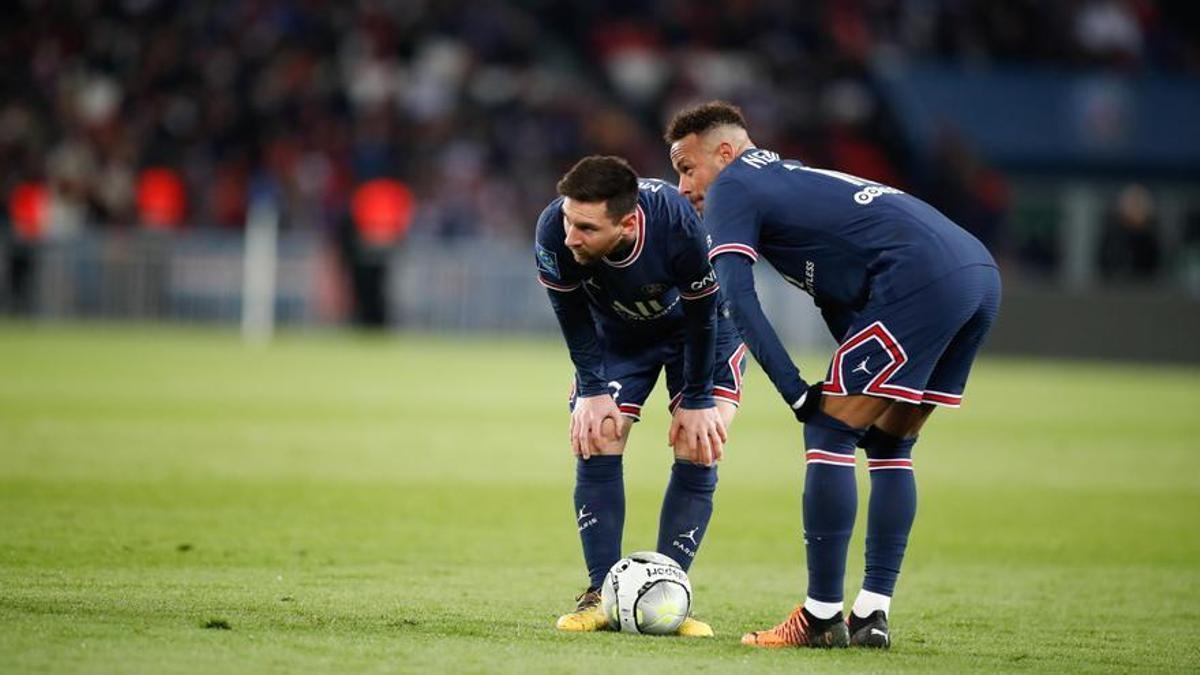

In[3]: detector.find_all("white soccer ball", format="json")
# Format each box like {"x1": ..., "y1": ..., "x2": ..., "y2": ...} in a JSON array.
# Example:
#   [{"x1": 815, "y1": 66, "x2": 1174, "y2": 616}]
[{"x1": 600, "y1": 551, "x2": 692, "y2": 635}]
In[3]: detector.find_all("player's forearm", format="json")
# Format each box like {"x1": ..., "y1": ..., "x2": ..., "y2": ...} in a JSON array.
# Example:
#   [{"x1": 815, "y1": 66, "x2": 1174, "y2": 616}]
[
  {"x1": 546, "y1": 288, "x2": 607, "y2": 395},
  {"x1": 678, "y1": 291, "x2": 717, "y2": 409},
  {"x1": 713, "y1": 255, "x2": 807, "y2": 406}
]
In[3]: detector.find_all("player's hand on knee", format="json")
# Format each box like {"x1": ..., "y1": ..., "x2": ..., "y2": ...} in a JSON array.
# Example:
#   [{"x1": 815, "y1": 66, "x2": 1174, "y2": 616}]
[
  {"x1": 669, "y1": 406, "x2": 727, "y2": 467},
  {"x1": 571, "y1": 394, "x2": 622, "y2": 460}
]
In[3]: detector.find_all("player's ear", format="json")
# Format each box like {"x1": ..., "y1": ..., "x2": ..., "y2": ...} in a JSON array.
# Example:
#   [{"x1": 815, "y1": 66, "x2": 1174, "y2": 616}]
[
  {"x1": 717, "y1": 141, "x2": 736, "y2": 165},
  {"x1": 618, "y1": 210, "x2": 638, "y2": 234}
]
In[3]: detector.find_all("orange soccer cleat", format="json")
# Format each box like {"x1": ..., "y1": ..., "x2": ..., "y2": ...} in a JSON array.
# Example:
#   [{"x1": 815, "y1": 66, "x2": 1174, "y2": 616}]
[{"x1": 741, "y1": 604, "x2": 849, "y2": 648}]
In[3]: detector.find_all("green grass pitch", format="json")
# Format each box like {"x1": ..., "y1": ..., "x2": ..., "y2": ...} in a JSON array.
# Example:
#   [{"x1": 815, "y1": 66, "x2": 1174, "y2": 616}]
[{"x1": 1, "y1": 323, "x2": 1198, "y2": 672}]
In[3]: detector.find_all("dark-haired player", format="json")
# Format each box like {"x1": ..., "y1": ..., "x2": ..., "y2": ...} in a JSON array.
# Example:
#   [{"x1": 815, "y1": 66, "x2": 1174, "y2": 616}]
[
  {"x1": 664, "y1": 102, "x2": 1001, "y2": 648},
  {"x1": 536, "y1": 155, "x2": 748, "y2": 637}
]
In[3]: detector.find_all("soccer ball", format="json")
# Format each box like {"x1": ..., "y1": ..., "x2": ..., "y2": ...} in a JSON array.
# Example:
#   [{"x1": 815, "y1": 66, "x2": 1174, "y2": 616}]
[{"x1": 600, "y1": 551, "x2": 692, "y2": 635}]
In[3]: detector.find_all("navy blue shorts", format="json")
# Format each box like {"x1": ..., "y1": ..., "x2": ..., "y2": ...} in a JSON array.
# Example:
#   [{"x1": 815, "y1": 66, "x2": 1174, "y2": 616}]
[
  {"x1": 821, "y1": 264, "x2": 1001, "y2": 408},
  {"x1": 570, "y1": 318, "x2": 747, "y2": 422}
]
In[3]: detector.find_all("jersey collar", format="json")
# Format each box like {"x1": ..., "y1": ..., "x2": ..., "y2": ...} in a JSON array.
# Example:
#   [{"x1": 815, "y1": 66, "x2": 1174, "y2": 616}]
[{"x1": 603, "y1": 204, "x2": 646, "y2": 268}]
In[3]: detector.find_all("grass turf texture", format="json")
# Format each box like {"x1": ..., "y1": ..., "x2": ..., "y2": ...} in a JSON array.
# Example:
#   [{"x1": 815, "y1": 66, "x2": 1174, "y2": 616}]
[{"x1": 1, "y1": 323, "x2": 1198, "y2": 673}]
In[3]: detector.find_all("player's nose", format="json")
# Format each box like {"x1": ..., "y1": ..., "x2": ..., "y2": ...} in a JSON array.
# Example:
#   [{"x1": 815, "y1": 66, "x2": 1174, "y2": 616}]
[{"x1": 564, "y1": 228, "x2": 583, "y2": 248}]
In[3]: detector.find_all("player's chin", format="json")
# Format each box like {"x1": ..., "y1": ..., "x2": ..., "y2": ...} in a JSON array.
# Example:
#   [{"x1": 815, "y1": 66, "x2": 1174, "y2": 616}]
[
  {"x1": 690, "y1": 198, "x2": 704, "y2": 215},
  {"x1": 570, "y1": 251, "x2": 597, "y2": 265}
]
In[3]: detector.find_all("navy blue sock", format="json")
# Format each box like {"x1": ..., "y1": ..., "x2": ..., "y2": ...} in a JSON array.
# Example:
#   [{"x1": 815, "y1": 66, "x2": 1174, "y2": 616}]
[
  {"x1": 803, "y1": 411, "x2": 865, "y2": 603},
  {"x1": 656, "y1": 460, "x2": 718, "y2": 571},
  {"x1": 861, "y1": 428, "x2": 918, "y2": 597},
  {"x1": 574, "y1": 455, "x2": 625, "y2": 589}
]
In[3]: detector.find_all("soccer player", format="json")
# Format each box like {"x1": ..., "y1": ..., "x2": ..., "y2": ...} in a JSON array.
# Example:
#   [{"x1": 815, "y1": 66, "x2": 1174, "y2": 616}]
[
  {"x1": 665, "y1": 102, "x2": 1001, "y2": 648},
  {"x1": 536, "y1": 156, "x2": 748, "y2": 638}
]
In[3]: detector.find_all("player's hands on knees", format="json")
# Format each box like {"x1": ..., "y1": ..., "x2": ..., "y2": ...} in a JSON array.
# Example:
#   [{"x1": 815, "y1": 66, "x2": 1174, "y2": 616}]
[
  {"x1": 570, "y1": 394, "x2": 622, "y2": 460},
  {"x1": 668, "y1": 406, "x2": 728, "y2": 467}
]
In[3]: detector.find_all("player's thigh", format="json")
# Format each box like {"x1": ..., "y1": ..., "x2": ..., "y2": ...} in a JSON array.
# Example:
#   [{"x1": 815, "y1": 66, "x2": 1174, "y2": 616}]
[
  {"x1": 921, "y1": 266, "x2": 1002, "y2": 409},
  {"x1": 820, "y1": 393, "x2": 894, "y2": 429},
  {"x1": 873, "y1": 401, "x2": 936, "y2": 438},
  {"x1": 821, "y1": 266, "x2": 990, "y2": 413},
  {"x1": 716, "y1": 399, "x2": 738, "y2": 428},
  {"x1": 568, "y1": 336, "x2": 669, "y2": 454}
]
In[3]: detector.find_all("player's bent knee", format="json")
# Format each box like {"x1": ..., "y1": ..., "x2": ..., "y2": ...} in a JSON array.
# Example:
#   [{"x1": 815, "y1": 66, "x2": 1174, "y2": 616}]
[{"x1": 591, "y1": 416, "x2": 632, "y2": 455}]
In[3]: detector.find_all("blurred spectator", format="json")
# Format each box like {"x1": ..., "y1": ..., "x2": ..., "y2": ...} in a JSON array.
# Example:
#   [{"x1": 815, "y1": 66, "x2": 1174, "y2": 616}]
[
  {"x1": 1099, "y1": 183, "x2": 1162, "y2": 280},
  {"x1": 926, "y1": 128, "x2": 1011, "y2": 256},
  {"x1": 0, "y1": 0, "x2": 1195, "y2": 250}
]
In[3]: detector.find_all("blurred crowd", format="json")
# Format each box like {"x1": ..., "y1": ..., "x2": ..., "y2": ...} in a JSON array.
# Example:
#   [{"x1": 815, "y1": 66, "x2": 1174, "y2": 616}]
[{"x1": 1, "y1": 0, "x2": 1197, "y2": 258}]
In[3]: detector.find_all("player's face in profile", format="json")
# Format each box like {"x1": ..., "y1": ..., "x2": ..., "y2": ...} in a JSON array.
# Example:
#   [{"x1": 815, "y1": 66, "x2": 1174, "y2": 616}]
[
  {"x1": 561, "y1": 198, "x2": 629, "y2": 264},
  {"x1": 670, "y1": 134, "x2": 724, "y2": 215}
]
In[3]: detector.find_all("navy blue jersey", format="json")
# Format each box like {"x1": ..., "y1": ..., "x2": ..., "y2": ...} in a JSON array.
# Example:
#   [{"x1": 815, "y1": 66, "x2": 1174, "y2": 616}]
[
  {"x1": 536, "y1": 179, "x2": 722, "y2": 408},
  {"x1": 706, "y1": 149, "x2": 995, "y2": 313},
  {"x1": 705, "y1": 148, "x2": 997, "y2": 408},
  {"x1": 536, "y1": 179, "x2": 719, "y2": 333}
]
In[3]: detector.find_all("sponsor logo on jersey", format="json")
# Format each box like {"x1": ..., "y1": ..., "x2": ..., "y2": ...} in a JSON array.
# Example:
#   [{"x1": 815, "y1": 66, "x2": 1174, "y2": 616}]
[
  {"x1": 782, "y1": 260, "x2": 817, "y2": 297},
  {"x1": 690, "y1": 269, "x2": 717, "y2": 292},
  {"x1": 853, "y1": 184, "x2": 904, "y2": 205},
  {"x1": 612, "y1": 298, "x2": 676, "y2": 321}
]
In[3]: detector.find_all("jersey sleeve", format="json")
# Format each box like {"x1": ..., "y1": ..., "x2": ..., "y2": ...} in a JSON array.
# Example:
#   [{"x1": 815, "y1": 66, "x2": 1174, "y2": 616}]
[
  {"x1": 666, "y1": 192, "x2": 720, "y2": 301},
  {"x1": 663, "y1": 190, "x2": 717, "y2": 409},
  {"x1": 534, "y1": 201, "x2": 606, "y2": 396},
  {"x1": 534, "y1": 202, "x2": 582, "y2": 293},
  {"x1": 713, "y1": 253, "x2": 808, "y2": 407},
  {"x1": 703, "y1": 175, "x2": 761, "y2": 264}
]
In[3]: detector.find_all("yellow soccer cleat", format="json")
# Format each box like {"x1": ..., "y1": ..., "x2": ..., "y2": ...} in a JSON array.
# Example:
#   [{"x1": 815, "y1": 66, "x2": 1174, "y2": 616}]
[
  {"x1": 555, "y1": 588, "x2": 610, "y2": 632},
  {"x1": 676, "y1": 616, "x2": 714, "y2": 638}
]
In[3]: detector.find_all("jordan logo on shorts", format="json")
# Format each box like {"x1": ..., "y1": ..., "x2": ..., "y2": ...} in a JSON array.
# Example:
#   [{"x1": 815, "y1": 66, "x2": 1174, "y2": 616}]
[{"x1": 853, "y1": 357, "x2": 872, "y2": 375}]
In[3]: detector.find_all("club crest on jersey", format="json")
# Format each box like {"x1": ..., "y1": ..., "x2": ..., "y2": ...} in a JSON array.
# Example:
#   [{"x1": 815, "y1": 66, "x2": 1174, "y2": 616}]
[
  {"x1": 535, "y1": 243, "x2": 559, "y2": 278},
  {"x1": 640, "y1": 282, "x2": 669, "y2": 297}
]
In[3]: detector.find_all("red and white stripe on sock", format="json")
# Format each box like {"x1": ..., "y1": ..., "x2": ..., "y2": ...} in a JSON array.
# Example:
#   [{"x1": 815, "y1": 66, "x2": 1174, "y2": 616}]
[
  {"x1": 867, "y1": 457, "x2": 913, "y2": 472},
  {"x1": 805, "y1": 449, "x2": 855, "y2": 467}
]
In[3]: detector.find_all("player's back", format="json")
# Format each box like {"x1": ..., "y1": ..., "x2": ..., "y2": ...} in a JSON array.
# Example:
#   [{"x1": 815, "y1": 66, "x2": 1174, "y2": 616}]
[{"x1": 707, "y1": 149, "x2": 995, "y2": 309}]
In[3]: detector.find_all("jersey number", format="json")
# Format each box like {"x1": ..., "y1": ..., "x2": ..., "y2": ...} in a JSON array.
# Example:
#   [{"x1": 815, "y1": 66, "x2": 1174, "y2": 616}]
[{"x1": 783, "y1": 164, "x2": 903, "y2": 205}]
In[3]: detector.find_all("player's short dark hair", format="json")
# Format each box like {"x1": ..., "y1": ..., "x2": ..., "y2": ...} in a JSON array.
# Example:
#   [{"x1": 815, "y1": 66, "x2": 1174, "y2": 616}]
[
  {"x1": 663, "y1": 100, "x2": 748, "y2": 143},
  {"x1": 556, "y1": 155, "x2": 639, "y2": 221}
]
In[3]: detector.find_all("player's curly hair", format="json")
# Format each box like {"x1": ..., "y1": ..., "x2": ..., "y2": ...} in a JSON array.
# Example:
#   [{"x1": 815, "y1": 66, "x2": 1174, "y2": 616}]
[
  {"x1": 556, "y1": 155, "x2": 639, "y2": 220},
  {"x1": 663, "y1": 100, "x2": 748, "y2": 143}
]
